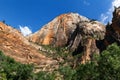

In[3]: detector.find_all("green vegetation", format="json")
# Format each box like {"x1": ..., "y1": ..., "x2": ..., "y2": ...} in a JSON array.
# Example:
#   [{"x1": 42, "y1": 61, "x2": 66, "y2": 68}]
[
  {"x1": 0, "y1": 51, "x2": 34, "y2": 80},
  {"x1": 40, "y1": 45, "x2": 74, "y2": 65},
  {"x1": 1, "y1": 43, "x2": 120, "y2": 80},
  {"x1": 73, "y1": 43, "x2": 120, "y2": 80}
]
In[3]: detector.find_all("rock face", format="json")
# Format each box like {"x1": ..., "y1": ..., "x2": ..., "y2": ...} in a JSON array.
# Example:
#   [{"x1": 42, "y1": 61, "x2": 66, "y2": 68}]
[
  {"x1": 28, "y1": 13, "x2": 89, "y2": 46},
  {"x1": 70, "y1": 21, "x2": 105, "y2": 63},
  {"x1": 108, "y1": 7, "x2": 120, "y2": 45},
  {"x1": 97, "y1": 7, "x2": 120, "y2": 51},
  {"x1": 0, "y1": 22, "x2": 57, "y2": 69},
  {"x1": 28, "y1": 13, "x2": 106, "y2": 63}
]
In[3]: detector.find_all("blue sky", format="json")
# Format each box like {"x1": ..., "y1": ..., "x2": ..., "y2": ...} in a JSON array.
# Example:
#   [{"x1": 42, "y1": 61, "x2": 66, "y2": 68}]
[{"x1": 0, "y1": 0, "x2": 120, "y2": 36}]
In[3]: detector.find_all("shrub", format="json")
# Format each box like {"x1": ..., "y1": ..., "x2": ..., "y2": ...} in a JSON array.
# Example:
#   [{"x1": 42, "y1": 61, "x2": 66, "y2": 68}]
[
  {"x1": 0, "y1": 51, "x2": 34, "y2": 80},
  {"x1": 73, "y1": 62, "x2": 99, "y2": 80},
  {"x1": 98, "y1": 43, "x2": 120, "y2": 79},
  {"x1": 58, "y1": 66, "x2": 76, "y2": 80},
  {"x1": 35, "y1": 71, "x2": 56, "y2": 80}
]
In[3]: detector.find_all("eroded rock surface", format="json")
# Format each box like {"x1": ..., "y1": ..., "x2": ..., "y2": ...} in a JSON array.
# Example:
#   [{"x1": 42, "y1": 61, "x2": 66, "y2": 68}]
[
  {"x1": 28, "y1": 13, "x2": 89, "y2": 46},
  {"x1": 0, "y1": 22, "x2": 58, "y2": 71},
  {"x1": 28, "y1": 13, "x2": 106, "y2": 63}
]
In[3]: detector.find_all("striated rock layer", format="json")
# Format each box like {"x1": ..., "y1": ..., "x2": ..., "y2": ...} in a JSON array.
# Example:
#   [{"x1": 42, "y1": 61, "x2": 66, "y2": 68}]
[
  {"x1": 28, "y1": 13, "x2": 89, "y2": 46},
  {"x1": 0, "y1": 22, "x2": 57, "y2": 69},
  {"x1": 28, "y1": 13, "x2": 106, "y2": 63}
]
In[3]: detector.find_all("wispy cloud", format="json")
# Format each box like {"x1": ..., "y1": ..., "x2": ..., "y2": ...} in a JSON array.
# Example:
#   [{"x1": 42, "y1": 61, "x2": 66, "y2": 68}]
[
  {"x1": 83, "y1": 0, "x2": 90, "y2": 6},
  {"x1": 19, "y1": 25, "x2": 32, "y2": 36},
  {"x1": 100, "y1": 0, "x2": 120, "y2": 24},
  {"x1": 100, "y1": 14, "x2": 109, "y2": 24}
]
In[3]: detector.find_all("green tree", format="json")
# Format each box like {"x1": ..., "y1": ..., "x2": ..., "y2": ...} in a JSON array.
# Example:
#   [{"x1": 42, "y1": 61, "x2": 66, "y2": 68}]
[
  {"x1": 98, "y1": 43, "x2": 120, "y2": 79},
  {"x1": 59, "y1": 66, "x2": 76, "y2": 80},
  {"x1": 73, "y1": 62, "x2": 99, "y2": 80}
]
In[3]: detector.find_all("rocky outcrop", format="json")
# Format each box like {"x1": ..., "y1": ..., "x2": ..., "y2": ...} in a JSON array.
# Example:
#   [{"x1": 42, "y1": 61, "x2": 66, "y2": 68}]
[
  {"x1": 28, "y1": 13, "x2": 89, "y2": 46},
  {"x1": 108, "y1": 7, "x2": 120, "y2": 45},
  {"x1": 97, "y1": 7, "x2": 120, "y2": 51},
  {"x1": 0, "y1": 22, "x2": 57, "y2": 71},
  {"x1": 71, "y1": 21, "x2": 105, "y2": 63},
  {"x1": 28, "y1": 13, "x2": 106, "y2": 63}
]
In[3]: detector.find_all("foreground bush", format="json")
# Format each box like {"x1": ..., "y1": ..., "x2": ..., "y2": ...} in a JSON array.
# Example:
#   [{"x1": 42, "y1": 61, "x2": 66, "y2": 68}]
[
  {"x1": 98, "y1": 43, "x2": 120, "y2": 79},
  {"x1": 0, "y1": 51, "x2": 34, "y2": 80}
]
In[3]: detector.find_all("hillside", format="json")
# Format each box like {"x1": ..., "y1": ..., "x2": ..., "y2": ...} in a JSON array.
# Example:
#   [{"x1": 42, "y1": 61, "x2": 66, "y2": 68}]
[{"x1": 0, "y1": 22, "x2": 58, "y2": 71}]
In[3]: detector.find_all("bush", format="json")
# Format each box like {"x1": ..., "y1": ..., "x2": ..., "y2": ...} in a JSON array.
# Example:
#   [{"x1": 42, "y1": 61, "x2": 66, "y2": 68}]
[
  {"x1": 58, "y1": 66, "x2": 76, "y2": 80},
  {"x1": 0, "y1": 51, "x2": 34, "y2": 80},
  {"x1": 73, "y1": 62, "x2": 99, "y2": 80},
  {"x1": 98, "y1": 43, "x2": 120, "y2": 79},
  {"x1": 35, "y1": 71, "x2": 56, "y2": 80}
]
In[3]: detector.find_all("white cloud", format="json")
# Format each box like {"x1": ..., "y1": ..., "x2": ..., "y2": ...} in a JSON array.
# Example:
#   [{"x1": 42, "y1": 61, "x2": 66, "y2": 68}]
[
  {"x1": 100, "y1": 0, "x2": 120, "y2": 24},
  {"x1": 19, "y1": 25, "x2": 32, "y2": 36},
  {"x1": 112, "y1": 0, "x2": 120, "y2": 7}
]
